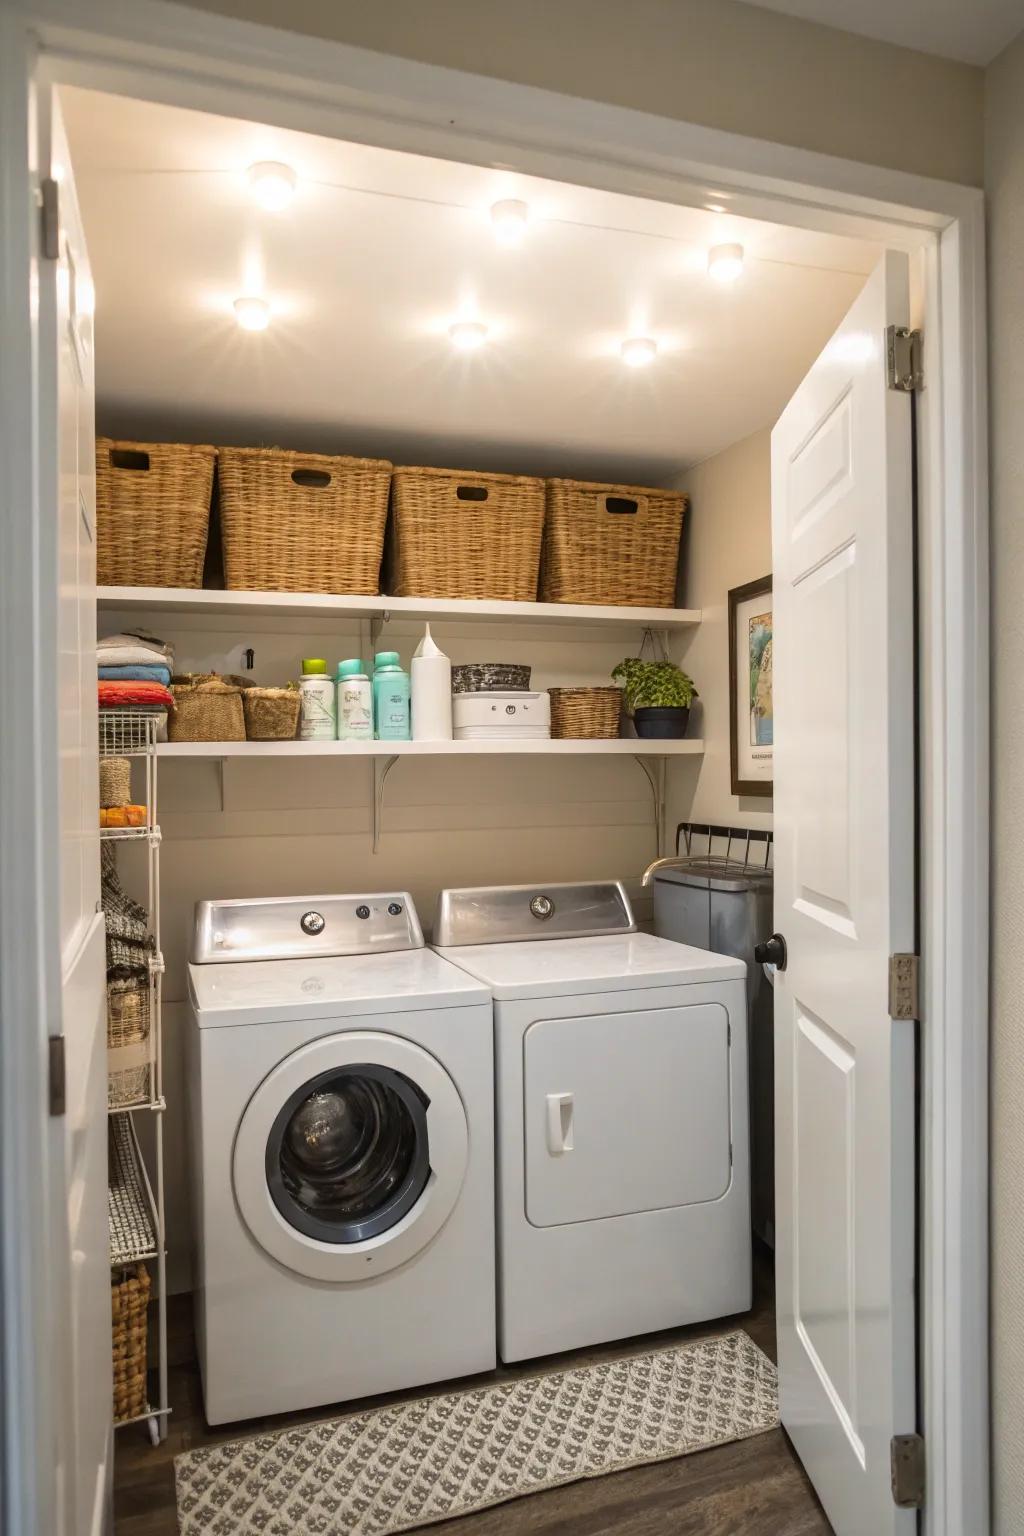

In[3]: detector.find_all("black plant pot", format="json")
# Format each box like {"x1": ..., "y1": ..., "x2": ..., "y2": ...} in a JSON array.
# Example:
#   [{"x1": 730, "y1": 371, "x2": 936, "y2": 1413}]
[{"x1": 634, "y1": 706, "x2": 690, "y2": 739}]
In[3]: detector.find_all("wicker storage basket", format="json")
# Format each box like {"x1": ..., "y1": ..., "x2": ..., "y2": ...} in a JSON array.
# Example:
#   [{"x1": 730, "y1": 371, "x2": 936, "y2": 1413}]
[
  {"x1": 218, "y1": 447, "x2": 391, "y2": 594},
  {"x1": 99, "y1": 757, "x2": 131, "y2": 809},
  {"x1": 548, "y1": 686, "x2": 623, "y2": 739},
  {"x1": 168, "y1": 674, "x2": 247, "y2": 742},
  {"x1": 388, "y1": 466, "x2": 545, "y2": 601},
  {"x1": 108, "y1": 1060, "x2": 150, "y2": 1111},
  {"x1": 242, "y1": 686, "x2": 301, "y2": 741},
  {"x1": 541, "y1": 480, "x2": 686, "y2": 607},
  {"x1": 96, "y1": 439, "x2": 215, "y2": 589},
  {"x1": 112, "y1": 1265, "x2": 150, "y2": 1422},
  {"x1": 107, "y1": 978, "x2": 149, "y2": 1050}
]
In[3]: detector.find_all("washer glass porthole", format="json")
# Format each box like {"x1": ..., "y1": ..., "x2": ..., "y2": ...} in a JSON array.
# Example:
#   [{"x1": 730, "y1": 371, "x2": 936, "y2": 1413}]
[{"x1": 265, "y1": 1064, "x2": 431, "y2": 1243}]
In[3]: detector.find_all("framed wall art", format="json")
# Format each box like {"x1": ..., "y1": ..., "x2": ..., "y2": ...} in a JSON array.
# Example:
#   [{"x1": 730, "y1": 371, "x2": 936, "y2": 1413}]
[{"x1": 729, "y1": 574, "x2": 773, "y2": 797}]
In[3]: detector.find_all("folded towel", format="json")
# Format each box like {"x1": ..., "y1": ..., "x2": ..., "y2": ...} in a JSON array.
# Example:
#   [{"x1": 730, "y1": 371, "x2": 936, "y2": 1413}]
[
  {"x1": 99, "y1": 630, "x2": 173, "y2": 658},
  {"x1": 98, "y1": 664, "x2": 172, "y2": 685},
  {"x1": 97, "y1": 644, "x2": 174, "y2": 668},
  {"x1": 98, "y1": 680, "x2": 174, "y2": 708}
]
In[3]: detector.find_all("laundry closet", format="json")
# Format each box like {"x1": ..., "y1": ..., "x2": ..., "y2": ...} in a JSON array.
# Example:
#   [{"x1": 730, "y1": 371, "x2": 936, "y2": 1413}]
[{"x1": 46, "y1": 75, "x2": 911, "y2": 1534}]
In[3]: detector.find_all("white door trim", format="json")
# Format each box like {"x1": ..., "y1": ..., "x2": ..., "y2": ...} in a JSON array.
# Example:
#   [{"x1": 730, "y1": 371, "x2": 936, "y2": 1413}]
[{"x1": 0, "y1": 3, "x2": 988, "y2": 1532}]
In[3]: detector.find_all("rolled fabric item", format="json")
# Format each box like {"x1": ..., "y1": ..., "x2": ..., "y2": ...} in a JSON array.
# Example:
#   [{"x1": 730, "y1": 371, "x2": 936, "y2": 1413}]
[
  {"x1": 98, "y1": 664, "x2": 172, "y2": 685},
  {"x1": 98, "y1": 679, "x2": 174, "y2": 708}
]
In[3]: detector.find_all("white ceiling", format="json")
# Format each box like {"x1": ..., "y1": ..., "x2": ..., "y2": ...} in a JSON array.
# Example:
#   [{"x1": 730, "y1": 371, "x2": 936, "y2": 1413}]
[
  {"x1": 61, "y1": 88, "x2": 880, "y2": 484},
  {"x1": 741, "y1": 0, "x2": 1019, "y2": 65}
]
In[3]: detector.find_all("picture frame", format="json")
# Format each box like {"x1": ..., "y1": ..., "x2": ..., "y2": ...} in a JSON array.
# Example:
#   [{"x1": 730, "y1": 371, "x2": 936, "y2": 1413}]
[{"x1": 728, "y1": 574, "x2": 773, "y2": 797}]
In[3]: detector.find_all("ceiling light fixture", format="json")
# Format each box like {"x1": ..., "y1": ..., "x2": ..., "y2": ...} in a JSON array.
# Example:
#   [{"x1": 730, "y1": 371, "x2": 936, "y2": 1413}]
[
  {"x1": 707, "y1": 242, "x2": 744, "y2": 283},
  {"x1": 246, "y1": 161, "x2": 297, "y2": 211},
  {"x1": 620, "y1": 336, "x2": 658, "y2": 368},
  {"x1": 490, "y1": 198, "x2": 530, "y2": 247},
  {"x1": 449, "y1": 320, "x2": 489, "y2": 351},
  {"x1": 233, "y1": 295, "x2": 271, "y2": 332}
]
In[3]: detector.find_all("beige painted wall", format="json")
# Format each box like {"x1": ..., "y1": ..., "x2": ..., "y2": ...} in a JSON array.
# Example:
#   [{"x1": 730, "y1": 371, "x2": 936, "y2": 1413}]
[
  {"x1": 181, "y1": 0, "x2": 983, "y2": 186},
  {"x1": 986, "y1": 26, "x2": 1024, "y2": 1534},
  {"x1": 670, "y1": 428, "x2": 774, "y2": 836}
]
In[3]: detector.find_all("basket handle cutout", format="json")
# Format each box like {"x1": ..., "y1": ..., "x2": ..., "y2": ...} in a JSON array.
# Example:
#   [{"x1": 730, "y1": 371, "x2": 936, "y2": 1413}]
[
  {"x1": 110, "y1": 448, "x2": 151, "y2": 473},
  {"x1": 602, "y1": 494, "x2": 644, "y2": 516},
  {"x1": 456, "y1": 485, "x2": 489, "y2": 502},
  {"x1": 291, "y1": 468, "x2": 333, "y2": 489}
]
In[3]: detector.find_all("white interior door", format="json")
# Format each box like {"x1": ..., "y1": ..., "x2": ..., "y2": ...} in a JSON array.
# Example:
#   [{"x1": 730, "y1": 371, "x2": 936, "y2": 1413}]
[
  {"x1": 39, "y1": 87, "x2": 112, "y2": 1536},
  {"x1": 771, "y1": 251, "x2": 916, "y2": 1536}
]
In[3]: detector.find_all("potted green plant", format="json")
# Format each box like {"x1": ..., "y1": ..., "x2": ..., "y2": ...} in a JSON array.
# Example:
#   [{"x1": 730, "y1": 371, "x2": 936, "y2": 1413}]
[{"x1": 611, "y1": 658, "x2": 698, "y2": 739}]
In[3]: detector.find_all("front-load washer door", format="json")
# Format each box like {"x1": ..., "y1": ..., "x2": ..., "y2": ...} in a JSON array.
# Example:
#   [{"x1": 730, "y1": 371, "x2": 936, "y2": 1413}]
[
  {"x1": 233, "y1": 1030, "x2": 468, "y2": 1282},
  {"x1": 523, "y1": 1004, "x2": 731, "y2": 1228}
]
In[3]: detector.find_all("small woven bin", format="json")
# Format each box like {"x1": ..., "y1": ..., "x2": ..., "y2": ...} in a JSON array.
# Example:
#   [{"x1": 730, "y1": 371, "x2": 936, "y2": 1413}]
[
  {"x1": 218, "y1": 447, "x2": 392, "y2": 594},
  {"x1": 96, "y1": 439, "x2": 215, "y2": 589},
  {"x1": 549, "y1": 686, "x2": 622, "y2": 739},
  {"x1": 242, "y1": 687, "x2": 301, "y2": 741},
  {"x1": 169, "y1": 674, "x2": 247, "y2": 743},
  {"x1": 541, "y1": 480, "x2": 686, "y2": 607},
  {"x1": 107, "y1": 978, "x2": 150, "y2": 1050},
  {"x1": 99, "y1": 757, "x2": 131, "y2": 809},
  {"x1": 112, "y1": 1264, "x2": 150, "y2": 1422},
  {"x1": 388, "y1": 466, "x2": 545, "y2": 601}
]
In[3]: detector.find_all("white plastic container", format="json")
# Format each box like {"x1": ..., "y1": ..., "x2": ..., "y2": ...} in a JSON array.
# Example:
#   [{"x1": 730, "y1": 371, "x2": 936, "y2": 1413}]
[
  {"x1": 452, "y1": 690, "x2": 550, "y2": 739},
  {"x1": 298, "y1": 659, "x2": 336, "y2": 741},
  {"x1": 335, "y1": 659, "x2": 373, "y2": 741},
  {"x1": 411, "y1": 625, "x2": 453, "y2": 741}
]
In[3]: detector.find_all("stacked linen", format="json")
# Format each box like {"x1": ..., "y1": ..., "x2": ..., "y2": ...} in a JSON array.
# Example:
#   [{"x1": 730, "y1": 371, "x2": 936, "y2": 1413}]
[{"x1": 98, "y1": 631, "x2": 174, "y2": 719}]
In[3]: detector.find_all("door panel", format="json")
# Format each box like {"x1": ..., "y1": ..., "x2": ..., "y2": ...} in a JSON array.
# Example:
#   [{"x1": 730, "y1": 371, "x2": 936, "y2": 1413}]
[
  {"x1": 523, "y1": 1005, "x2": 731, "y2": 1227},
  {"x1": 772, "y1": 251, "x2": 916, "y2": 1536}
]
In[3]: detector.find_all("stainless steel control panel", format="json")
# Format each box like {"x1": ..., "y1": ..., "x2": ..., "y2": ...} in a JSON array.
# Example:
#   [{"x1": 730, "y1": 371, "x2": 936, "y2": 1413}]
[
  {"x1": 191, "y1": 893, "x2": 423, "y2": 963},
  {"x1": 432, "y1": 881, "x2": 635, "y2": 947}
]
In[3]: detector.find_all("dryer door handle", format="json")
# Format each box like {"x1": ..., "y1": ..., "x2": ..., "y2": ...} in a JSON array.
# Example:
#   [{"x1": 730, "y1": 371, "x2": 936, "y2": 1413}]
[{"x1": 546, "y1": 1091, "x2": 575, "y2": 1154}]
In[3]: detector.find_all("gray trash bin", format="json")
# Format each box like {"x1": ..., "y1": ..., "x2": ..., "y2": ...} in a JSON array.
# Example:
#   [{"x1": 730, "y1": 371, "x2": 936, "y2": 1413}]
[{"x1": 652, "y1": 860, "x2": 775, "y2": 1248}]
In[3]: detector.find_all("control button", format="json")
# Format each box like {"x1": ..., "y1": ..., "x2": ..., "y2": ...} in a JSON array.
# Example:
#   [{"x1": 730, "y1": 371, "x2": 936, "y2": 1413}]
[
  {"x1": 300, "y1": 911, "x2": 325, "y2": 936},
  {"x1": 387, "y1": 902, "x2": 403, "y2": 916},
  {"x1": 355, "y1": 905, "x2": 371, "y2": 920},
  {"x1": 530, "y1": 894, "x2": 554, "y2": 920}
]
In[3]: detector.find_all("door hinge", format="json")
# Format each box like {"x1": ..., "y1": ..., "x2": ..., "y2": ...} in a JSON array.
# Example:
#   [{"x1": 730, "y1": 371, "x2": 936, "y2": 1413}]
[
  {"x1": 889, "y1": 953, "x2": 920, "y2": 1021},
  {"x1": 48, "y1": 1034, "x2": 66, "y2": 1116},
  {"x1": 886, "y1": 325, "x2": 923, "y2": 392},
  {"x1": 891, "y1": 1432, "x2": 925, "y2": 1508},
  {"x1": 40, "y1": 176, "x2": 60, "y2": 261}
]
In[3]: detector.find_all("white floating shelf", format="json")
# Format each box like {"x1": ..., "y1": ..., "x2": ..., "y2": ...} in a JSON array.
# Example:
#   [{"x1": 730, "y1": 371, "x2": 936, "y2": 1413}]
[
  {"x1": 97, "y1": 586, "x2": 700, "y2": 630},
  {"x1": 157, "y1": 738, "x2": 704, "y2": 759}
]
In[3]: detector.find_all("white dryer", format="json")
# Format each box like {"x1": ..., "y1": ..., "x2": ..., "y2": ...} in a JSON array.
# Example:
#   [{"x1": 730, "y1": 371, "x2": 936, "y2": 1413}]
[
  {"x1": 434, "y1": 882, "x2": 751, "y2": 1363},
  {"x1": 186, "y1": 892, "x2": 495, "y2": 1424}
]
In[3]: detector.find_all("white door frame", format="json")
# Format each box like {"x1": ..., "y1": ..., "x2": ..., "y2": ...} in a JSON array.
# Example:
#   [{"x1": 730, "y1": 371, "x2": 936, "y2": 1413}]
[{"x1": 0, "y1": 2, "x2": 988, "y2": 1532}]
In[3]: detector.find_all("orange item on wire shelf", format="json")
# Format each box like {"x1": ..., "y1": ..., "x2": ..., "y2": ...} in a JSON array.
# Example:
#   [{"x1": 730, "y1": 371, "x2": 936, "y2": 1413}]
[{"x1": 100, "y1": 805, "x2": 148, "y2": 828}]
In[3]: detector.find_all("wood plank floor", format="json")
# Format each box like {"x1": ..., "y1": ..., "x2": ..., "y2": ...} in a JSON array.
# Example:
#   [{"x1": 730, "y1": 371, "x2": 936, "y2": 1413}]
[{"x1": 114, "y1": 1246, "x2": 831, "y2": 1535}]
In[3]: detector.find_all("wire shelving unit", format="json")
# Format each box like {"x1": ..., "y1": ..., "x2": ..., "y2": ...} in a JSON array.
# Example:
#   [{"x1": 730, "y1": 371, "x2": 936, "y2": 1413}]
[{"x1": 100, "y1": 711, "x2": 169, "y2": 1447}]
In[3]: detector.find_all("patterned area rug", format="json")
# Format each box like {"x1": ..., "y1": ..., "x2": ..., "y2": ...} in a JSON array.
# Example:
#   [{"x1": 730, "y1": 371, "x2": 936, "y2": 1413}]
[{"x1": 175, "y1": 1329, "x2": 778, "y2": 1536}]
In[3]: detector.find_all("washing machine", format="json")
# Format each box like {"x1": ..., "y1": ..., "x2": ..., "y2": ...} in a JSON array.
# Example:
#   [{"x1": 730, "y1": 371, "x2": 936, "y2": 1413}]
[
  {"x1": 434, "y1": 881, "x2": 750, "y2": 1363},
  {"x1": 186, "y1": 892, "x2": 495, "y2": 1425}
]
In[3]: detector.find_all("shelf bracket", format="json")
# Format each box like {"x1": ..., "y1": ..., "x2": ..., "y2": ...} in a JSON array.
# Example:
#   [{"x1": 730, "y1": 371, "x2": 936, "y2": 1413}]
[
  {"x1": 634, "y1": 753, "x2": 668, "y2": 858},
  {"x1": 370, "y1": 609, "x2": 391, "y2": 649},
  {"x1": 372, "y1": 754, "x2": 399, "y2": 853}
]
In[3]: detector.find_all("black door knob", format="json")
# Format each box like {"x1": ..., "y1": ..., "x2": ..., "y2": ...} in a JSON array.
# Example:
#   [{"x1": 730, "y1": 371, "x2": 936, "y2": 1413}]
[{"x1": 754, "y1": 933, "x2": 788, "y2": 970}]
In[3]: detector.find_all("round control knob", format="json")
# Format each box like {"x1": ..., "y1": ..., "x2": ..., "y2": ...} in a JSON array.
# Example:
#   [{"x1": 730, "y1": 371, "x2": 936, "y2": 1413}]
[
  {"x1": 355, "y1": 905, "x2": 371, "y2": 920},
  {"x1": 754, "y1": 932, "x2": 788, "y2": 971},
  {"x1": 387, "y1": 902, "x2": 403, "y2": 916},
  {"x1": 530, "y1": 894, "x2": 554, "y2": 920},
  {"x1": 300, "y1": 911, "x2": 325, "y2": 936}
]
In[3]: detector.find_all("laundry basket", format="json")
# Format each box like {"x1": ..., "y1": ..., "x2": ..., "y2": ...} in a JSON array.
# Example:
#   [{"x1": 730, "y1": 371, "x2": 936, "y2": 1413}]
[
  {"x1": 541, "y1": 479, "x2": 686, "y2": 607},
  {"x1": 96, "y1": 439, "x2": 216, "y2": 589},
  {"x1": 548, "y1": 686, "x2": 623, "y2": 739},
  {"x1": 388, "y1": 466, "x2": 545, "y2": 600},
  {"x1": 111, "y1": 1265, "x2": 151, "y2": 1422},
  {"x1": 218, "y1": 447, "x2": 391, "y2": 594}
]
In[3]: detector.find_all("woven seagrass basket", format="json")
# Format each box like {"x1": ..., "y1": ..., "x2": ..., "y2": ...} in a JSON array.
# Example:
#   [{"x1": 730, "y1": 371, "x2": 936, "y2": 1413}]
[
  {"x1": 548, "y1": 686, "x2": 622, "y2": 739},
  {"x1": 107, "y1": 978, "x2": 149, "y2": 1050},
  {"x1": 96, "y1": 439, "x2": 215, "y2": 589},
  {"x1": 168, "y1": 674, "x2": 247, "y2": 743},
  {"x1": 218, "y1": 447, "x2": 391, "y2": 594},
  {"x1": 112, "y1": 1265, "x2": 150, "y2": 1422},
  {"x1": 99, "y1": 757, "x2": 131, "y2": 808},
  {"x1": 242, "y1": 686, "x2": 301, "y2": 741},
  {"x1": 388, "y1": 466, "x2": 544, "y2": 601},
  {"x1": 541, "y1": 480, "x2": 686, "y2": 607}
]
